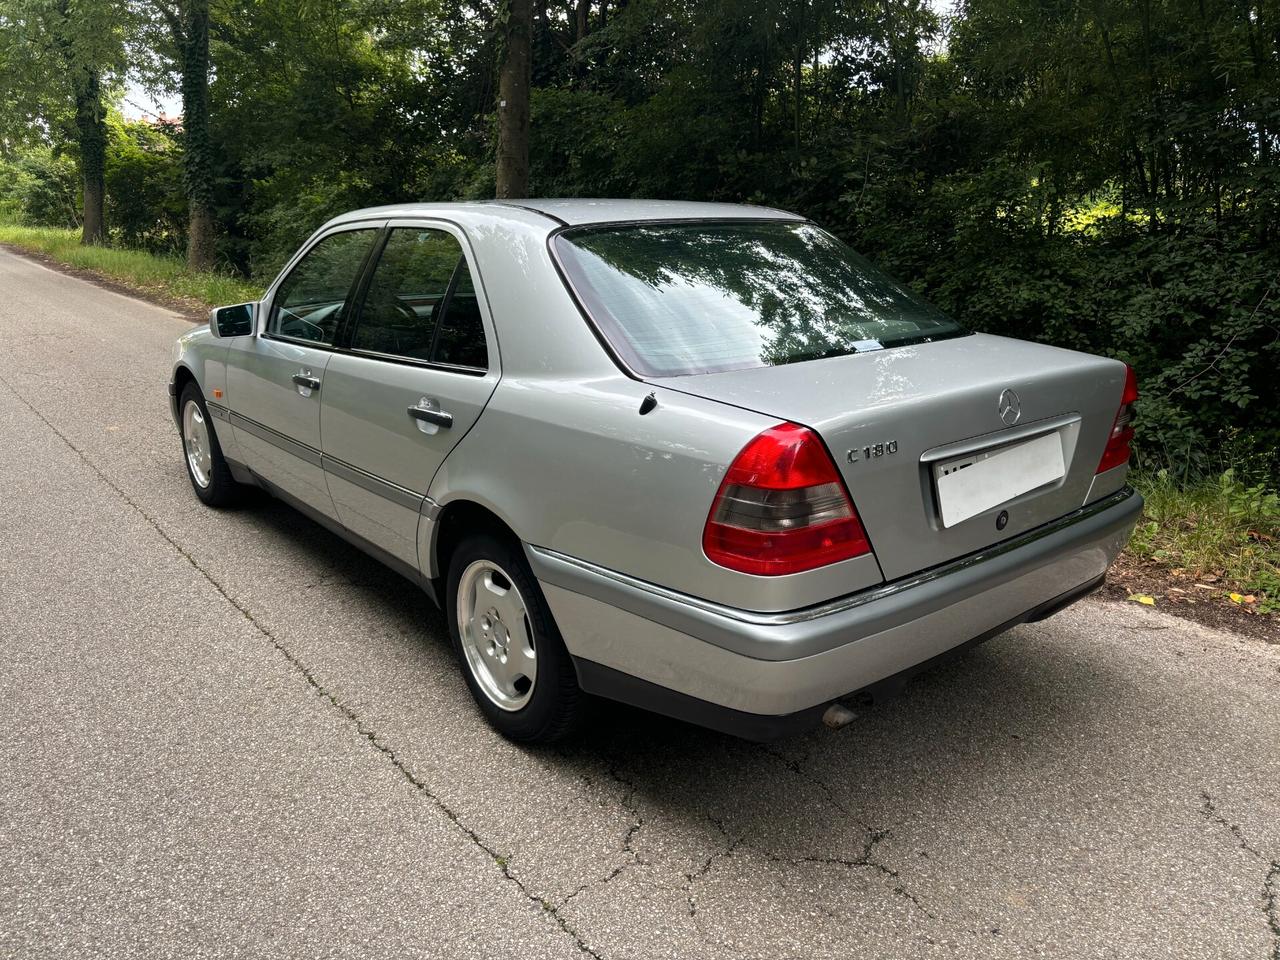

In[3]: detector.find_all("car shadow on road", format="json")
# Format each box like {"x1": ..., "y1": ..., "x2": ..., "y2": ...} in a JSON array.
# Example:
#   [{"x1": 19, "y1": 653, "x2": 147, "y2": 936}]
[{"x1": 243, "y1": 493, "x2": 1120, "y2": 868}]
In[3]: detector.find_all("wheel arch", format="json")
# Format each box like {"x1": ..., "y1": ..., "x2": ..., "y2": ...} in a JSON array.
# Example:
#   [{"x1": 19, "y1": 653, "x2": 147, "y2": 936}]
[
  {"x1": 426, "y1": 498, "x2": 524, "y2": 593},
  {"x1": 172, "y1": 362, "x2": 198, "y2": 394},
  {"x1": 170, "y1": 363, "x2": 198, "y2": 426}
]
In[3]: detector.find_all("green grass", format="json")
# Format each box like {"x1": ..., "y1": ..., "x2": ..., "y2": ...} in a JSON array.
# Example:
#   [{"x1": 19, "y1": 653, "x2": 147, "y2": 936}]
[
  {"x1": 1129, "y1": 469, "x2": 1280, "y2": 613},
  {"x1": 0, "y1": 222, "x2": 260, "y2": 309}
]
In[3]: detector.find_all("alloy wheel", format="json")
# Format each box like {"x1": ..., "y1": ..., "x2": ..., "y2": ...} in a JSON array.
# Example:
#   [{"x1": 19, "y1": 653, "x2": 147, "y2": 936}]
[
  {"x1": 183, "y1": 399, "x2": 213, "y2": 490},
  {"x1": 456, "y1": 559, "x2": 538, "y2": 711}
]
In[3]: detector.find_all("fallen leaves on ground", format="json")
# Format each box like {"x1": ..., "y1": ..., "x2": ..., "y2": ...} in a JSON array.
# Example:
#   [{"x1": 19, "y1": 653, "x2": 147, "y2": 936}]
[{"x1": 1105, "y1": 553, "x2": 1279, "y2": 643}]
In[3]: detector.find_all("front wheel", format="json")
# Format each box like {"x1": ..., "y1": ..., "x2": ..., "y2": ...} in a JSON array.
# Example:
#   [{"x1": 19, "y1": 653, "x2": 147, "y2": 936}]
[
  {"x1": 446, "y1": 533, "x2": 583, "y2": 743},
  {"x1": 178, "y1": 382, "x2": 244, "y2": 507}
]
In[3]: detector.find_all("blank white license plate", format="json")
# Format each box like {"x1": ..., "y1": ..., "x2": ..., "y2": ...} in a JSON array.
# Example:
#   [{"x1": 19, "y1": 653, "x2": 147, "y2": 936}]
[{"x1": 933, "y1": 432, "x2": 1065, "y2": 528}]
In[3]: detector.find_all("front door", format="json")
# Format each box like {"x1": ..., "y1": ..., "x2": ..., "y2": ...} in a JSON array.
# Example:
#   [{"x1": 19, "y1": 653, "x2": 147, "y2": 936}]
[
  {"x1": 226, "y1": 224, "x2": 381, "y2": 518},
  {"x1": 319, "y1": 222, "x2": 499, "y2": 567}
]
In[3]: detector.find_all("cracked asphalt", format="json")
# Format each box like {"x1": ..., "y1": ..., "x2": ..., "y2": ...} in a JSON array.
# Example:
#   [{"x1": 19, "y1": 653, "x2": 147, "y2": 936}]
[{"x1": 1, "y1": 246, "x2": 1279, "y2": 960}]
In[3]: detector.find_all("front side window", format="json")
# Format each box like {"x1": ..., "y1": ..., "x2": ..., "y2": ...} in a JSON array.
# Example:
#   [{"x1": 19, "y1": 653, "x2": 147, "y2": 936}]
[
  {"x1": 554, "y1": 220, "x2": 967, "y2": 377},
  {"x1": 270, "y1": 228, "x2": 377, "y2": 346},
  {"x1": 350, "y1": 227, "x2": 487, "y2": 369}
]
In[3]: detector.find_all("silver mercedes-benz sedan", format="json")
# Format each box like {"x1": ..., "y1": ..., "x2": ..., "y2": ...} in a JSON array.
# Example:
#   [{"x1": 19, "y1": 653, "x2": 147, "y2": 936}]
[{"x1": 169, "y1": 199, "x2": 1141, "y2": 742}]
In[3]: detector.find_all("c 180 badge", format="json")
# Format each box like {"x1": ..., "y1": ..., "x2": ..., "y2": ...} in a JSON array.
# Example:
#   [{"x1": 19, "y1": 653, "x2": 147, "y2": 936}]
[{"x1": 846, "y1": 440, "x2": 898, "y2": 464}]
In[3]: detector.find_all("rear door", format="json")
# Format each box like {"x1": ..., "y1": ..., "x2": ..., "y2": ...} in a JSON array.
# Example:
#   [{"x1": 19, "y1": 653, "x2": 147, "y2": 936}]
[
  {"x1": 225, "y1": 223, "x2": 381, "y2": 518},
  {"x1": 319, "y1": 221, "x2": 499, "y2": 568}
]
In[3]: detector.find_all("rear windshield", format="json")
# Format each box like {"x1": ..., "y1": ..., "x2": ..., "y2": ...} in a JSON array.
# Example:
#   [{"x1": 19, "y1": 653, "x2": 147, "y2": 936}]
[{"x1": 553, "y1": 220, "x2": 966, "y2": 377}]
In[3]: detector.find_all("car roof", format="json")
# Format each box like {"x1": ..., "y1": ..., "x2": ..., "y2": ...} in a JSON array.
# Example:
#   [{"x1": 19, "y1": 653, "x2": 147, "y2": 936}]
[
  {"x1": 327, "y1": 198, "x2": 803, "y2": 230},
  {"x1": 499, "y1": 198, "x2": 803, "y2": 225}
]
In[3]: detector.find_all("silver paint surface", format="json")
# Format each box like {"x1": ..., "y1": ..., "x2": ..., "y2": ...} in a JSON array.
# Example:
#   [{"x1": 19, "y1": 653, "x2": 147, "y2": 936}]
[
  {"x1": 536, "y1": 497, "x2": 1135, "y2": 714},
  {"x1": 171, "y1": 200, "x2": 1139, "y2": 696},
  {"x1": 648, "y1": 333, "x2": 1128, "y2": 581},
  {"x1": 530, "y1": 489, "x2": 1140, "y2": 697}
]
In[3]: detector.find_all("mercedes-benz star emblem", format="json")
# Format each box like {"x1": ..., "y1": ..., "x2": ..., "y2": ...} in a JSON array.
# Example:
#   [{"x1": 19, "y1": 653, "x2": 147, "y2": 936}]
[{"x1": 998, "y1": 388, "x2": 1021, "y2": 426}]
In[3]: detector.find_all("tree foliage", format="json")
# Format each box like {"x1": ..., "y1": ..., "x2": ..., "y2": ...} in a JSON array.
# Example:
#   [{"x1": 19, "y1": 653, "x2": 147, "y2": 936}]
[
  {"x1": 1, "y1": 0, "x2": 1276, "y2": 472},
  {"x1": 0, "y1": 0, "x2": 129, "y2": 241}
]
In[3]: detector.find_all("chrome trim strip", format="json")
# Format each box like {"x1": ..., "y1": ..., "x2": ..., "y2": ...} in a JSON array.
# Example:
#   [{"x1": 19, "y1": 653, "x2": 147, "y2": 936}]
[
  {"x1": 491, "y1": 200, "x2": 569, "y2": 226},
  {"x1": 260, "y1": 332, "x2": 335, "y2": 350},
  {"x1": 321, "y1": 455, "x2": 423, "y2": 512},
  {"x1": 421, "y1": 496, "x2": 443, "y2": 520},
  {"x1": 531, "y1": 487, "x2": 1135, "y2": 627},
  {"x1": 229, "y1": 411, "x2": 322, "y2": 466},
  {"x1": 918, "y1": 412, "x2": 1080, "y2": 463},
  {"x1": 227, "y1": 409, "x2": 431, "y2": 512},
  {"x1": 205, "y1": 401, "x2": 231, "y2": 423},
  {"x1": 347, "y1": 346, "x2": 487, "y2": 376}
]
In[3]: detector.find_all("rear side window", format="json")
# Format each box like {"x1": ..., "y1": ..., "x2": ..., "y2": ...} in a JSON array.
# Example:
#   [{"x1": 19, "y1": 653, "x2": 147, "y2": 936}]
[
  {"x1": 553, "y1": 220, "x2": 966, "y2": 377},
  {"x1": 350, "y1": 227, "x2": 488, "y2": 370},
  {"x1": 431, "y1": 262, "x2": 487, "y2": 369},
  {"x1": 270, "y1": 228, "x2": 378, "y2": 346}
]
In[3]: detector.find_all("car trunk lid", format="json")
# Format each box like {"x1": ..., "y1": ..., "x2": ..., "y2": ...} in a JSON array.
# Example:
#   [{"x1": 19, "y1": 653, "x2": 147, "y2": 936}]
[{"x1": 648, "y1": 333, "x2": 1128, "y2": 582}]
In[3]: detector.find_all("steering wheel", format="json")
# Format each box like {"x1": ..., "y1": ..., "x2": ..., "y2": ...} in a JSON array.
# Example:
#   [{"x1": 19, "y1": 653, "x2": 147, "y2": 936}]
[
  {"x1": 278, "y1": 308, "x2": 327, "y2": 342},
  {"x1": 391, "y1": 300, "x2": 420, "y2": 324}
]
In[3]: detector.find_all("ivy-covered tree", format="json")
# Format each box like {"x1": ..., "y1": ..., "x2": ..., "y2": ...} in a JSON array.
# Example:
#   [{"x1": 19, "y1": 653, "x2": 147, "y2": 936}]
[
  {"x1": 0, "y1": 0, "x2": 127, "y2": 243},
  {"x1": 133, "y1": 0, "x2": 214, "y2": 268}
]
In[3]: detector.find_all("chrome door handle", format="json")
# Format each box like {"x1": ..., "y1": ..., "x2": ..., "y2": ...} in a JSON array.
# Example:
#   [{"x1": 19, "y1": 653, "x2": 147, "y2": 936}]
[
  {"x1": 407, "y1": 406, "x2": 453, "y2": 429},
  {"x1": 292, "y1": 374, "x2": 321, "y2": 391}
]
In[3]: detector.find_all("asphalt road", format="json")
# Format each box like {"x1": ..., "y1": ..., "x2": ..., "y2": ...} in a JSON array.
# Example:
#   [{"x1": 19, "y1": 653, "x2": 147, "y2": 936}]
[{"x1": 1, "y1": 246, "x2": 1278, "y2": 960}]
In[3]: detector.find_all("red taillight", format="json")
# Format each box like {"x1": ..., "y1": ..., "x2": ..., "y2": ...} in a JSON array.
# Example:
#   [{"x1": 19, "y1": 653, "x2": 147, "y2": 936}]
[
  {"x1": 703, "y1": 422, "x2": 872, "y2": 576},
  {"x1": 1097, "y1": 364, "x2": 1139, "y2": 474}
]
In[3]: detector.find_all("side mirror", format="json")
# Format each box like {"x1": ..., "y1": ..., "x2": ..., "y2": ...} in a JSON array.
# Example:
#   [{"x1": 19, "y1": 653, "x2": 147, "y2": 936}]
[{"x1": 210, "y1": 302, "x2": 256, "y2": 338}]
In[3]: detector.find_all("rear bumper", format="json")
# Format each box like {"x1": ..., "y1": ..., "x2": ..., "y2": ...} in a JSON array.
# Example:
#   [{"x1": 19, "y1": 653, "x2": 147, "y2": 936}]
[{"x1": 528, "y1": 487, "x2": 1142, "y2": 737}]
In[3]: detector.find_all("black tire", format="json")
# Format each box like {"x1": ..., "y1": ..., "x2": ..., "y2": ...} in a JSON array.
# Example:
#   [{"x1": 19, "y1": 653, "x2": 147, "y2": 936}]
[
  {"x1": 178, "y1": 382, "x2": 243, "y2": 508},
  {"x1": 446, "y1": 532, "x2": 583, "y2": 743}
]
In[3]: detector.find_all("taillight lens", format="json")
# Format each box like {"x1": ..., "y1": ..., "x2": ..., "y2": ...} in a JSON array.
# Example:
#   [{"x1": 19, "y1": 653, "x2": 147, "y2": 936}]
[
  {"x1": 1097, "y1": 364, "x2": 1139, "y2": 474},
  {"x1": 703, "y1": 422, "x2": 872, "y2": 576}
]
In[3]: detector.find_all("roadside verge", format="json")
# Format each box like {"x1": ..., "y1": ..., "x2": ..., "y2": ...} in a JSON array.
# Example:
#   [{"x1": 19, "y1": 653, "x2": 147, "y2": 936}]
[{"x1": 0, "y1": 223, "x2": 258, "y2": 320}]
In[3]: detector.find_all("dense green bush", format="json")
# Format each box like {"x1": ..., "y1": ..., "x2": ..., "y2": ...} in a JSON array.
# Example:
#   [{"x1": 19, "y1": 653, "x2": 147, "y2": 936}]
[
  {"x1": 104, "y1": 117, "x2": 186, "y2": 253},
  {"x1": 2, "y1": 117, "x2": 187, "y2": 251},
  {"x1": 848, "y1": 179, "x2": 1279, "y2": 481},
  {"x1": 0, "y1": 147, "x2": 80, "y2": 228}
]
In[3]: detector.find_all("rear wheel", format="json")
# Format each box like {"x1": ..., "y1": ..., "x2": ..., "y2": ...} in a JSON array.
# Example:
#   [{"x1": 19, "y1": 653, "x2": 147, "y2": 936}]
[
  {"x1": 446, "y1": 533, "x2": 583, "y2": 743},
  {"x1": 179, "y1": 382, "x2": 243, "y2": 507}
]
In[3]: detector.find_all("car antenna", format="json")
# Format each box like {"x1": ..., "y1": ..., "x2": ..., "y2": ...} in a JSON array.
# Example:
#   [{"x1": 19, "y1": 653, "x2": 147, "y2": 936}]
[{"x1": 639, "y1": 392, "x2": 658, "y2": 416}]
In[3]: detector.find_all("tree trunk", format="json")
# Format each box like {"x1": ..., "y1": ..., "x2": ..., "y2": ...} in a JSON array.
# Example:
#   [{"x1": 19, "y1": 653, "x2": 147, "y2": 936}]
[
  {"x1": 572, "y1": 0, "x2": 589, "y2": 84},
  {"x1": 187, "y1": 200, "x2": 215, "y2": 270},
  {"x1": 496, "y1": 0, "x2": 532, "y2": 199},
  {"x1": 81, "y1": 176, "x2": 105, "y2": 243},
  {"x1": 179, "y1": 0, "x2": 216, "y2": 271},
  {"x1": 1094, "y1": 5, "x2": 1158, "y2": 232},
  {"x1": 71, "y1": 69, "x2": 106, "y2": 245},
  {"x1": 793, "y1": 0, "x2": 804, "y2": 158}
]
